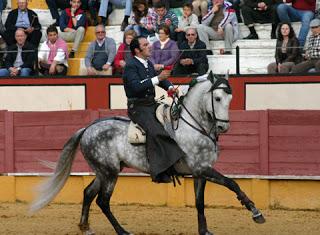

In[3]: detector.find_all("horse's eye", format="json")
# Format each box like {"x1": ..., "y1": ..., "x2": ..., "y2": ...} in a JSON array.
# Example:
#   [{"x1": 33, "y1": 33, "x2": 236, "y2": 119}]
[{"x1": 215, "y1": 97, "x2": 221, "y2": 102}]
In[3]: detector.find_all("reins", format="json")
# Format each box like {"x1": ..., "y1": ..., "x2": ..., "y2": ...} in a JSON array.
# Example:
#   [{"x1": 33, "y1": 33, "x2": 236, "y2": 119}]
[{"x1": 169, "y1": 76, "x2": 232, "y2": 147}]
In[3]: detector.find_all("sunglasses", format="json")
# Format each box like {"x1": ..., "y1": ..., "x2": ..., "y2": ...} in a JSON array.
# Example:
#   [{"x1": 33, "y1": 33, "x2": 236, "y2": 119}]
[
  {"x1": 186, "y1": 33, "x2": 196, "y2": 36},
  {"x1": 311, "y1": 26, "x2": 320, "y2": 29}
]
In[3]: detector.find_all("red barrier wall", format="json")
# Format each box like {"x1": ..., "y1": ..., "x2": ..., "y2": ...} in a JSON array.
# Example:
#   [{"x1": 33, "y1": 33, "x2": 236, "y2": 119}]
[
  {"x1": 0, "y1": 109, "x2": 319, "y2": 176},
  {"x1": 0, "y1": 74, "x2": 319, "y2": 110}
]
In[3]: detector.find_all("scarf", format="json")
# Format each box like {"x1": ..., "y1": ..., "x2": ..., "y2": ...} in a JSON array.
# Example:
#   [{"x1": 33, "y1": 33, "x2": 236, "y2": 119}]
[
  {"x1": 65, "y1": 8, "x2": 84, "y2": 29},
  {"x1": 47, "y1": 37, "x2": 68, "y2": 64}
]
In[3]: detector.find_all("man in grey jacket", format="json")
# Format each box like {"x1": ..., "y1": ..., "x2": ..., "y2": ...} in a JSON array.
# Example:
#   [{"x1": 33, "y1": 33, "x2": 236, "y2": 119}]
[
  {"x1": 85, "y1": 24, "x2": 116, "y2": 75},
  {"x1": 197, "y1": 0, "x2": 239, "y2": 54}
]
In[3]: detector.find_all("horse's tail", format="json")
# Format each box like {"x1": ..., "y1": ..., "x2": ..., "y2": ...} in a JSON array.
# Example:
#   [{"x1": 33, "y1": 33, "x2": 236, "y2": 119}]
[{"x1": 30, "y1": 127, "x2": 86, "y2": 213}]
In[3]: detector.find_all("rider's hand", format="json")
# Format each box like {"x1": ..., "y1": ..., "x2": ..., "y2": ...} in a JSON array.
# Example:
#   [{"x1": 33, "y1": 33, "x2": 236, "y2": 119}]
[{"x1": 158, "y1": 69, "x2": 171, "y2": 81}]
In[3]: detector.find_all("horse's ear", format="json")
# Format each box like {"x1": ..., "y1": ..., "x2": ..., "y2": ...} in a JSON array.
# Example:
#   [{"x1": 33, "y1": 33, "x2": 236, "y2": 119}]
[
  {"x1": 208, "y1": 71, "x2": 217, "y2": 84},
  {"x1": 225, "y1": 70, "x2": 229, "y2": 81}
]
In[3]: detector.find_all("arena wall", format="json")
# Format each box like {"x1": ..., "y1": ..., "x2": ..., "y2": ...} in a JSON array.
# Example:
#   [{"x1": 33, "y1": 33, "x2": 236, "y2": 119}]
[
  {"x1": 1, "y1": 75, "x2": 320, "y2": 111},
  {"x1": 0, "y1": 109, "x2": 320, "y2": 209}
]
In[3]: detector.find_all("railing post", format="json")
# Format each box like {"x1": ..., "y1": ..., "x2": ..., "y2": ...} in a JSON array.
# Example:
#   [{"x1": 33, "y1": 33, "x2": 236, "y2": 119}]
[{"x1": 236, "y1": 46, "x2": 240, "y2": 75}]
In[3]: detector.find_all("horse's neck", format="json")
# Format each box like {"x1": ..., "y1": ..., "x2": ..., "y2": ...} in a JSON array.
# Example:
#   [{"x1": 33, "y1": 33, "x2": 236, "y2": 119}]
[{"x1": 178, "y1": 82, "x2": 211, "y2": 133}]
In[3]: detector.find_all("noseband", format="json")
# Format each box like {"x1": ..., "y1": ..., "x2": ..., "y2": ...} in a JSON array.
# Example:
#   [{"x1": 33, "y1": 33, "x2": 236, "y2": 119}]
[{"x1": 174, "y1": 77, "x2": 232, "y2": 145}]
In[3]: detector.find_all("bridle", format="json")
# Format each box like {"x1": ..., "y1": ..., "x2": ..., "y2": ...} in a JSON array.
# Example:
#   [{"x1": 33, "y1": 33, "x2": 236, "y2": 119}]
[{"x1": 172, "y1": 76, "x2": 232, "y2": 146}]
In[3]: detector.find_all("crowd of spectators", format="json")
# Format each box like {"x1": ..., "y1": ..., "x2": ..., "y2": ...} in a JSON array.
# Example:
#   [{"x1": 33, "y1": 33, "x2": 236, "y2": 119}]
[{"x1": 0, "y1": 0, "x2": 318, "y2": 77}]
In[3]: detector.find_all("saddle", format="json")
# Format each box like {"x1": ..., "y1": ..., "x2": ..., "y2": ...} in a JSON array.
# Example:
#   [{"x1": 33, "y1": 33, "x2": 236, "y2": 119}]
[{"x1": 127, "y1": 103, "x2": 172, "y2": 144}]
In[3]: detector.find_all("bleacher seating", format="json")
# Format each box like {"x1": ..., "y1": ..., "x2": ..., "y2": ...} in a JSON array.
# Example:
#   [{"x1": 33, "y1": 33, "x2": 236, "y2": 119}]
[{"x1": 1, "y1": 1, "x2": 309, "y2": 75}]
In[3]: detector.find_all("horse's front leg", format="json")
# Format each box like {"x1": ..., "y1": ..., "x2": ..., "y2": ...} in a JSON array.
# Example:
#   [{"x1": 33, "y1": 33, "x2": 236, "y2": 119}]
[
  {"x1": 200, "y1": 167, "x2": 266, "y2": 224},
  {"x1": 194, "y1": 178, "x2": 213, "y2": 235}
]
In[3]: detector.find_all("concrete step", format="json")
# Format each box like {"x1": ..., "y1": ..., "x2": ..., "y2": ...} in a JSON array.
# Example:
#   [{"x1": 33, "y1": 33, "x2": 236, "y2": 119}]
[
  {"x1": 208, "y1": 54, "x2": 274, "y2": 74},
  {"x1": 66, "y1": 42, "x2": 90, "y2": 58},
  {"x1": 210, "y1": 39, "x2": 277, "y2": 55}
]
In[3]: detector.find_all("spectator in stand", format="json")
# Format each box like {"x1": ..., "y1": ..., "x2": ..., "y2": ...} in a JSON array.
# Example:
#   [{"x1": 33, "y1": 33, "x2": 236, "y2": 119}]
[
  {"x1": 85, "y1": 24, "x2": 116, "y2": 75},
  {"x1": 38, "y1": 25, "x2": 69, "y2": 76},
  {"x1": 267, "y1": 22, "x2": 302, "y2": 73},
  {"x1": 59, "y1": 0, "x2": 86, "y2": 58},
  {"x1": 277, "y1": 0, "x2": 316, "y2": 47},
  {"x1": 150, "y1": 25, "x2": 179, "y2": 72},
  {"x1": 154, "y1": 1, "x2": 179, "y2": 40},
  {"x1": 192, "y1": 0, "x2": 209, "y2": 21},
  {"x1": 46, "y1": 0, "x2": 89, "y2": 26},
  {"x1": 113, "y1": 29, "x2": 136, "y2": 75},
  {"x1": 3, "y1": 0, "x2": 42, "y2": 47},
  {"x1": 198, "y1": 0, "x2": 239, "y2": 54},
  {"x1": 292, "y1": 18, "x2": 320, "y2": 73},
  {"x1": 241, "y1": 0, "x2": 277, "y2": 39},
  {"x1": 172, "y1": 27, "x2": 208, "y2": 76},
  {"x1": 175, "y1": 3, "x2": 199, "y2": 45},
  {"x1": 0, "y1": 28, "x2": 36, "y2": 77},
  {"x1": 98, "y1": 0, "x2": 132, "y2": 31},
  {"x1": 125, "y1": 0, "x2": 156, "y2": 37}
]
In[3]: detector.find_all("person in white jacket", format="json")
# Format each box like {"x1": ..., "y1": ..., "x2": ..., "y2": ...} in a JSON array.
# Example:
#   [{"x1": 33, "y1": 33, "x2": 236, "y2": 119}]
[
  {"x1": 197, "y1": 0, "x2": 239, "y2": 54},
  {"x1": 38, "y1": 24, "x2": 68, "y2": 76}
]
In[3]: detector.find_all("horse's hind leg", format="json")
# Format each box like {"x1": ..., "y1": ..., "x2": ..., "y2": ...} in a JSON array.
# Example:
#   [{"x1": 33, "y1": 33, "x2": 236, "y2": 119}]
[
  {"x1": 79, "y1": 177, "x2": 100, "y2": 235},
  {"x1": 194, "y1": 178, "x2": 213, "y2": 235},
  {"x1": 201, "y1": 167, "x2": 266, "y2": 224},
  {"x1": 96, "y1": 173, "x2": 131, "y2": 235}
]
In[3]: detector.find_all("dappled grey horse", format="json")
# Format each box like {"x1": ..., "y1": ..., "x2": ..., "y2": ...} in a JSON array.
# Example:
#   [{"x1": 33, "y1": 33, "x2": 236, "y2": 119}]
[{"x1": 31, "y1": 72, "x2": 265, "y2": 235}]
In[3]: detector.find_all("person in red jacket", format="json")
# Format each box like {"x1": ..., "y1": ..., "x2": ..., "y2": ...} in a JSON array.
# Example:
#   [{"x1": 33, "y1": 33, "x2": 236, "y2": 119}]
[
  {"x1": 113, "y1": 30, "x2": 137, "y2": 75},
  {"x1": 277, "y1": 0, "x2": 316, "y2": 47}
]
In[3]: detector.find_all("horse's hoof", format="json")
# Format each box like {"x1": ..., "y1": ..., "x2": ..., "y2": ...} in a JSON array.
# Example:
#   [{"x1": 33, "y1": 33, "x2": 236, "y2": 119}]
[
  {"x1": 82, "y1": 228, "x2": 95, "y2": 235},
  {"x1": 200, "y1": 230, "x2": 213, "y2": 235},
  {"x1": 252, "y1": 213, "x2": 266, "y2": 224}
]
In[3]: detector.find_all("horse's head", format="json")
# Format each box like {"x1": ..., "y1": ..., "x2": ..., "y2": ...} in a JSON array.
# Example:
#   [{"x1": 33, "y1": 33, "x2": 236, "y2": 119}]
[{"x1": 203, "y1": 71, "x2": 232, "y2": 134}]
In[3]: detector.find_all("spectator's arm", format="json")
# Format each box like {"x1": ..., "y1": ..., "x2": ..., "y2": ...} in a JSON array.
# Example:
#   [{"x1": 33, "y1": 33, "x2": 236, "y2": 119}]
[
  {"x1": 106, "y1": 39, "x2": 117, "y2": 65},
  {"x1": 21, "y1": 48, "x2": 36, "y2": 69},
  {"x1": 201, "y1": 10, "x2": 214, "y2": 26},
  {"x1": 114, "y1": 44, "x2": 125, "y2": 69},
  {"x1": 84, "y1": 42, "x2": 94, "y2": 67},
  {"x1": 218, "y1": 10, "x2": 236, "y2": 29},
  {"x1": 76, "y1": 13, "x2": 86, "y2": 28},
  {"x1": 192, "y1": 44, "x2": 208, "y2": 65},
  {"x1": 5, "y1": 11, "x2": 17, "y2": 31},
  {"x1": 162, "y1": 42, "x2": 179, "y2": 66},
  {"x1": 37, "y1": 43, "x2": 46, "y2": 62},
  {"x1": 4, "y1": 51, "x2": 14, "y2": 69},
  {"x1": 190, "y1": 14, "x2": 199, "y2": 27},
  {"x1": 284, "y1": 38, "x2": 301, "y2": 63},
  {"x1": 30, "y1": 11, "x2": 41, "y2": 30},
  {"x1": 54, "y1": 48, "x2": 67, "y2": 63},
  {"x1": 170, "y1": 13, "x2": 179, "y2": 28},
  {"x1": 59, "y1": 11, "x2": 68, "y2": 31}
]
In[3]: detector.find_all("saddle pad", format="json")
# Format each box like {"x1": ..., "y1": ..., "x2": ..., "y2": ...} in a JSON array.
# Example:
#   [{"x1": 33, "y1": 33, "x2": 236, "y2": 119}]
[{"x1": 128, "y1": 121, "x2": 146, "y2": 144}]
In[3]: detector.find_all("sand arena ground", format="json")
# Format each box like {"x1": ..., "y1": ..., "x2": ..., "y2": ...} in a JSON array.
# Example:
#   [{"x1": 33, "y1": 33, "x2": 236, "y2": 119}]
[{"x1": 1, "y1": 203, "x2": 320, "y2": 235}]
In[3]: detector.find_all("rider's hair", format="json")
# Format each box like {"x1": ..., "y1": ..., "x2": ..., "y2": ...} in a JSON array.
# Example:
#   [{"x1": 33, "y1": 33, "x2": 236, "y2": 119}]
[{"x1": 130, "y1": 36, "x2": 146, "y2": 55}]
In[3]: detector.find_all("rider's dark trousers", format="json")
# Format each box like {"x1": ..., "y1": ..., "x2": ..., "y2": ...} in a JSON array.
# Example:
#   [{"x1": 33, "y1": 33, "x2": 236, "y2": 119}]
[{"x1": 127, "y1": 99, "x2": 184, "y2": 181}]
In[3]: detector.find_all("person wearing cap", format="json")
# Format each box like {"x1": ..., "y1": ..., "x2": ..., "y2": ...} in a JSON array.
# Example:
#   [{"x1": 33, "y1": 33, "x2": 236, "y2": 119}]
[{"x1": 291, "y1": 18, "x2": 320, "y2": 73}]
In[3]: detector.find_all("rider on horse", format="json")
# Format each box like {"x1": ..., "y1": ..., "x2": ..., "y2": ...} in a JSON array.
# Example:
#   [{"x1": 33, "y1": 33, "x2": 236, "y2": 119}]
[{"x1": 122, "y1": 36, "x2": 185, "y2": 183}]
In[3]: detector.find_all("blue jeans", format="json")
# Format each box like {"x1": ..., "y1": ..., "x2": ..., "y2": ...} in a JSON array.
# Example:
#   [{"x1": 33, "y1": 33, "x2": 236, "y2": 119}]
[
  {"x1": 98, "y1": 0, "x2": 132, "y2": 17},
  {"x1": 277, "y1": 4, "x2": 314, "y2": 46},
  {"x1": 0, "y1": 68, "x2": 32, "y2": 77}
]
